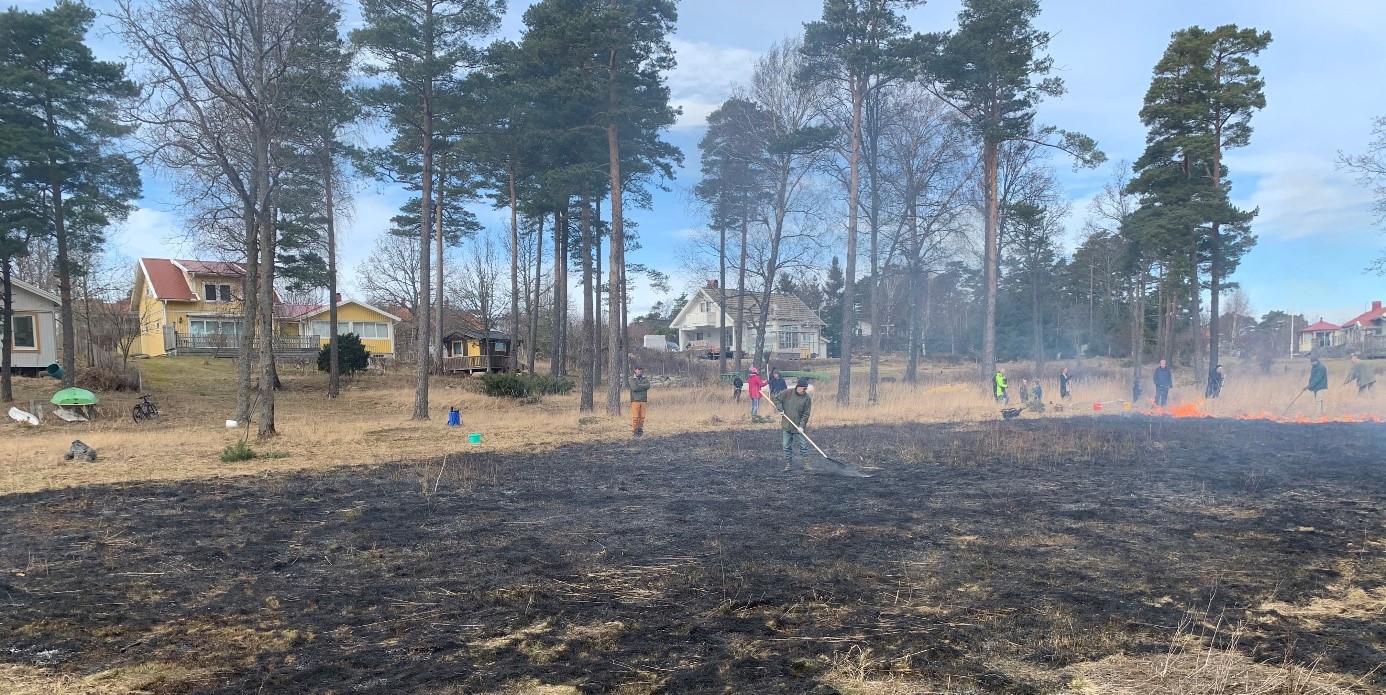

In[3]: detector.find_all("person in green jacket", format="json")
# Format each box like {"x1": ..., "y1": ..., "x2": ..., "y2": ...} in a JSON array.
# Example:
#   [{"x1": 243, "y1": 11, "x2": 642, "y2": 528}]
[
  {"x1": 993, "y1": 369, "x2": 1008, "y2": 404},
  {"x1": 774, "y1": 377, "x2": 813, "y2": 472},
  {"x1": 1307, "y1": 357, "x2": 1328, "y2": 414},
  {"x1": 1344, "y1": 353, "x2": 1377, "y2": 397},
  {"x1": 628, "y1": 366, "x2": 651, "y2": 437}
]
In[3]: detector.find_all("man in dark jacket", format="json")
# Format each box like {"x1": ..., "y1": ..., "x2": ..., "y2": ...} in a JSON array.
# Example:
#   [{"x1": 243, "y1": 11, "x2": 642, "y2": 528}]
[
  {"x1": 1207, "y1": 365, "x2": 1224, "y2": 398},
  {"x1": 1345, "y1": 353, "x2": 1377, "y2": 397},
  {"x1": 628, "y1": 366, "x2": 650, "y2": 437},
  {"x1": 1059, "y1": 367, "x2": 1071, "y2": 399},
  {"x1": 768, "y1": 369, "x2": 787, "y2": 397},
  {"x1": 774, "y1": 377, "x2": 813, "y2": 472},
  {"x1": 1308, "y1": 357, "x2": 1328, "y2": 414},
  {"x1": 1153, "y1": 359, "x2": 1173, "y2": 407}
]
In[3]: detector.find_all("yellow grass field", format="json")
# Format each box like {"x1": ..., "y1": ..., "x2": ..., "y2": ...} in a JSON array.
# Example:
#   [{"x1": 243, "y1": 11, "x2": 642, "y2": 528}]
[{"x1": 3, "y1": 355, "x2": 1382, "y2": 496}]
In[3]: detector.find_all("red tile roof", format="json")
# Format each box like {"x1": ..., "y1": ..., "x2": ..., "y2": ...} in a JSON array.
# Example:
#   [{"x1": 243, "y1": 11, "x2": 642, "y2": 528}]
[
  {"x1": 139, "y1": 258, "x2": 198, "y2": 301},
  {"x1": 173, "y1": 259, "x2": 245, "y2": 277},
  {"x1": 275, "y1": 303, "x2": 326, "y2": 320},
  {"x1": 1341, "y1": 300, "x2": 1385, "y2": 329},
  {"x1": 1301, "y1": 319, "x2": 1339, "y2": 333}
]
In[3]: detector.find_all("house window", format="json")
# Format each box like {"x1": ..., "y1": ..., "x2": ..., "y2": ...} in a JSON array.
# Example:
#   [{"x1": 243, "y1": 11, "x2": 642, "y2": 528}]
[
  {"x1": 189, "y1": 319, "x2": 241, "y2": 336},
  {"x1": 700, "y1": 300, "x2": 711, "y2": 313},
  {"x1": 311, "y1": 320, "x2": 330, "y2": 337},
  {"x1": 9, "y1": 313, "x2": 37, "y2": 350},
  {"x1": 778, "y1": 331, "x2": 802, "y2": 349},
  {"x1": 203, "y1": 283, "x2": 233, "y2": 302},
  {"x1": 695, "y1": 331, "x2": 704, "y2": 341},
  {"x1": 349, "y1": 322, "x2": 389, "y2": 339},
  {"x1": 493, "y1": 340, "x2": 509, "y2": 353}
]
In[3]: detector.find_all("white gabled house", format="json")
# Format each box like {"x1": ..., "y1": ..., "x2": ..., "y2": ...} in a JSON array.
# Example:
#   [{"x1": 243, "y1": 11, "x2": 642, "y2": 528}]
[
  {"x1": 668, "y1": 282, "x2": 828, "y2": 359},
  {"x1": 5, "y1": 277, "x2": 61, "y2": 376}
]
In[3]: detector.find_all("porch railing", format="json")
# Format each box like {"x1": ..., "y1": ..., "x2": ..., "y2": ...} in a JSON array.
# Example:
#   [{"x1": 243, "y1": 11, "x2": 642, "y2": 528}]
[{"x1": 174, "y1": 334, "x2": 321, "y2": 354}]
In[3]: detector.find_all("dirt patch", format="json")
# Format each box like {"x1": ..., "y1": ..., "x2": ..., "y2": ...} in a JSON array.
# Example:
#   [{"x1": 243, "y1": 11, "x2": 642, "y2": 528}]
[{"x1": 1, "y1": 416, "x2": 1384, "y2": 693}]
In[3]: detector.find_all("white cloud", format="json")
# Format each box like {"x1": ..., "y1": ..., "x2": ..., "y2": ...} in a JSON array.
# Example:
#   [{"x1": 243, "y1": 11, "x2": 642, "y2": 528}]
[
  {"x1": 667, "y1": 38, "x2": 758, "y2": 129},
  {"x1": 1226, "y1": 152, "x2": 1376, "y2": 241},
  {"x1": 110, "y1": 207, "x2": 185, "y2": 260}
]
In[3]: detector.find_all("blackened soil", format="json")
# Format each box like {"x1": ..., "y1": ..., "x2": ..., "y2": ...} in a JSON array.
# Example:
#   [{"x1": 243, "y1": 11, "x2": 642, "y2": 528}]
[{"x1": 2, "y1": 416, "x2": 1384, "y2": 694}]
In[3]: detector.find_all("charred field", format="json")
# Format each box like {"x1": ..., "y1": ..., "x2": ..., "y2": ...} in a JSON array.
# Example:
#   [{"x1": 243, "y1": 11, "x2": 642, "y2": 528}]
[{"x1": 2, "y1": 415, "x2": 1384, "y2": 694}]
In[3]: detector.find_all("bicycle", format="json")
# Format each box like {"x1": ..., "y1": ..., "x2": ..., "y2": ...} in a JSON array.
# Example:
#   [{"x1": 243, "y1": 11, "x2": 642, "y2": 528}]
[{"x1": 132, "y1": 395, "x2": 159, "y2": 423}]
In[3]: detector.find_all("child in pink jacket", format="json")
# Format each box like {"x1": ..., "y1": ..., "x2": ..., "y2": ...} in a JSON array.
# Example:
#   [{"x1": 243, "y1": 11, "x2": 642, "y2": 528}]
[{"x1": 747, "y1": 367, "x2": 766, "y2": 419}]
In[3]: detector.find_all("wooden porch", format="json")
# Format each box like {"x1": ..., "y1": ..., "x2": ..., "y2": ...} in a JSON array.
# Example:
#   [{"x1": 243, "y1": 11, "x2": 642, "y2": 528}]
[
  {"x1": 442, "y1": 354, "x2": 510, "y2": 374},
  {"x1": 169, "y1": 333, "x2": 321, "y2": 357}
]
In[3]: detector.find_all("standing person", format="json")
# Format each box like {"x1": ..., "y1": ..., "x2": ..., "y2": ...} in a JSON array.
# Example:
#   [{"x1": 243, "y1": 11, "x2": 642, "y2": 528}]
[
  {"x1": 628, "y1": 366, "x2": 651, "y2": 437},
  {"x1": 1019, "y1": 378, "x2": 1030, "y2": 404},
  {"x1": 1059, "y1": 367, "x2": 1072, "y2": 399},
  {"x1": 1153, "y1": 359, "x2": 1173, "y2": 408},
  {"x1": 1132, "y1": 378, "x2": 1142, "y2": 405},
  {"x1": 775, "y1": 377, "x2": 813, "y2": 472},
  {"x1": 732, "y1": 374, "x2": 743, "y2": 402},
  {"x1": 1344, "y1": 353, "x2": 1377, "y2": 397},
  {"x1": 1032, "y1": 380, "x2": 1043, "y2": 403},
  {"x1": 994, "y1": 369, "x2": 1008, "y2": 404},
  {"x1": 1308, "y1": 357, "x2": 1329, "y2": 413},
  {"x1": 768, "y1": 369, "x2": 787, "y2": 397},
  {"x1": 747, "y1": 367, "x2": 766, "y2": 421},
  {"x1": 1207, "y1": 365, "x2": 1225, "y2": 398}
]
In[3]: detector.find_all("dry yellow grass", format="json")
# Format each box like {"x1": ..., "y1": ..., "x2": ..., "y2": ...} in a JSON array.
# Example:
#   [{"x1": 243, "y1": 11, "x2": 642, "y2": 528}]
[{"x1": 2, "y1": 356, "x2": 1382, "y2": 496}]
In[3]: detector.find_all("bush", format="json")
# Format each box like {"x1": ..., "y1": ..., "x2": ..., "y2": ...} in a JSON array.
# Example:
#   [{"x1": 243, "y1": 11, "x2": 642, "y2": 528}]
[
  {"x1": 480, "y1": 373, "x2": 576, "y2": 399},
  {"x1": 318, "y1": 332, "x2": 370, "y2": 374},
  {"x1": 220, "y1": 441, "x2": 256, "y2": 462}
]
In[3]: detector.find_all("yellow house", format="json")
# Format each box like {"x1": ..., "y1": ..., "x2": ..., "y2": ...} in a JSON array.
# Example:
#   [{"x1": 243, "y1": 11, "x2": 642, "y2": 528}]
[
  {"x1": 130, "y1": 258, "x2": 313, "y2": 357},
  {"x1": 277, "y1": 300, "x2": 402, "y2": 358}
]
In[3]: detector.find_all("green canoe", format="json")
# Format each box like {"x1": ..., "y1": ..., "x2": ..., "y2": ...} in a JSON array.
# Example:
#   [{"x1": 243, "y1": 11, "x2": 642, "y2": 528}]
[{"x1": 51, "y1": 387, "x2": 99, "y2": 407}]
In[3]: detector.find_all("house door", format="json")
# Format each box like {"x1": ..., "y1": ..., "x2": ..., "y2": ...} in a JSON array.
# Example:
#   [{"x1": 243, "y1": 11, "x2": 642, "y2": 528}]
[{"x1": 163, "y1": 325, "x2": 177, "y2": 352}]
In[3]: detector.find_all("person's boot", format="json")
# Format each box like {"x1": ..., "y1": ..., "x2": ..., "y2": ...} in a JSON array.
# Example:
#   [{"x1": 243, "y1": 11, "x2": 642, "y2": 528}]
[{"x1": 782, "y1": 458, "x2": 793, "y2": 472}]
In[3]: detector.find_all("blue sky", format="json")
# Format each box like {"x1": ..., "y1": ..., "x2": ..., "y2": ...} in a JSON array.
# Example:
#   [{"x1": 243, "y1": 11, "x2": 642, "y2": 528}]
[{"x1": 85, "y1": 0, "x2": 1386, "y2": 325}]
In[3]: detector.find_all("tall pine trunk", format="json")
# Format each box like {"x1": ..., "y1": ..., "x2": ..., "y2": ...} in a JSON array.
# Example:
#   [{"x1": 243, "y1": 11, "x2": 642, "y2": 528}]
[
  {"x1": 837, "y1": 86, "x2": 862, "y2": 405},
  {"x1": 325, "y1": 144, "x2": 340, "y2": 398},
  {"x1": 413, "y1": 97, "x2": 433, "y2": 420},
  {"x1": 529, "y1": 214, "x2": 543, "y2": 374},
  {"x1": 580, "y1": 195, "x2": 595, "y2": 411},
  {"x1": 1, "y1": 261, "x2": 13, "y2": 403},
  {"x1": 605, "y1": 123, "x2": 624, "y2": 415},
  {"x1": 981, "y1": 138, "x2": 1000, "y2": 391},
  {"x1": 508, "y1": 164, "x2": 520, "y2": 373}
]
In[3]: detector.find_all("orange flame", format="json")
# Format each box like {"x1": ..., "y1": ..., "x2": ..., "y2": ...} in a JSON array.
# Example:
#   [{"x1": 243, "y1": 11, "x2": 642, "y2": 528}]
[{"x1": 1149, "y1": 400, "x2": 1383, "y2": 424}]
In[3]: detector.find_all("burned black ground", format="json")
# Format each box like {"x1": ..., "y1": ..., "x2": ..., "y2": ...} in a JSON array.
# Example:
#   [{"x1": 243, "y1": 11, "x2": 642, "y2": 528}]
[{"x1": 2, "y1": 416, "x2": 1384, "y2": 693}]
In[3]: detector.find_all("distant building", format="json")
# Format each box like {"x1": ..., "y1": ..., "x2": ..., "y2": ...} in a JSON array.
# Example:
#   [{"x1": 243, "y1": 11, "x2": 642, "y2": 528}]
[
  {"x1": 4, "y1": 277, "x2": 61, "y2": 376},
  {"x1": 668, "y1": 281, "x2": 828, "y2": 360},
  {"x1": 1301, "y1": 300, "x2": 1386, "y2": 358}
]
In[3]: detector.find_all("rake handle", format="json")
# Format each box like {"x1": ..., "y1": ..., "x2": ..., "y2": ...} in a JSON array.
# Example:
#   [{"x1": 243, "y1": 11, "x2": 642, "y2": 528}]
[{"x1": 780, "y1": 411, "x2": 831, "y2": 459}]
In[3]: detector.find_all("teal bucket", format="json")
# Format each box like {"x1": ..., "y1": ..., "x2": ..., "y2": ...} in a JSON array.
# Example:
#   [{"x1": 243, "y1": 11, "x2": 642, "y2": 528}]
[{"x1": 467, "y1": 432, "x2": 482, "y2": 445}]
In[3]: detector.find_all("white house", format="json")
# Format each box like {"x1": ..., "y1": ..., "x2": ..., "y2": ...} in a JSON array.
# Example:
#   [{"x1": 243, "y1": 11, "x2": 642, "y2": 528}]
[
  {"x1": 5, "y1": 278, "x2": 61, "y2": 376},
  {"x1": 669, "y1": 283, "x2": 828, "y2": 359}
]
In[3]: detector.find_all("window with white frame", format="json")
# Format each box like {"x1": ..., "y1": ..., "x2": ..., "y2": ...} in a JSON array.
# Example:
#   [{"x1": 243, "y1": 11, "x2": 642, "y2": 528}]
[
  {"x1": 309, "y1": 320, "x2": 389, "y2": 338},
  {"x1": 203, "y1": 283, "x2": 233, "y2": 302},
  {"x1": 189, "y1": 319, "x2": 241, "y2": 336},
  {"x1": 9, "y1": 313, "x2": 36, "y2": 350},
  {"x1": 778, "y1": 330, "x2": 802, "y2": 350}
]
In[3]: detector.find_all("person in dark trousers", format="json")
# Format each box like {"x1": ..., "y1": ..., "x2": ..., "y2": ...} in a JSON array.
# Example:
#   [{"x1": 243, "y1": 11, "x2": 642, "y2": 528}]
[
  {"x1": 628, "y1": 366, "x2": 650, "y2": 437},
  {"x1": 1153, "y1": 359, "x2": 1173, "y2": 407},
  {"x1": 732, "y1": 374, "x2": 743, "y2": 402},
  {"x1": 1207, "y1": 365, "x2": 1225, "y2": 398},
  {"x1": 994, "y1": 369, "x2": 1008, "y2": 404},
  {"x1": 1345, "y1": 353, "x2": 1377, "y2": 397},
  {"x1": 1032, "y1": 380, "x2": 1043, "y2": 403},
  {"x1": 1059, "y1": 367, "x2": 1072, "y2": 399},
  {"x1": 1308, "y1": 357, "x2": 1329, "y2": 414},
  {"x1": 775, "y1": 377, "x2": 813, "y2": 472},
  {"x1": 768, "y1": 369, "x2": 787, "y2": 397}
]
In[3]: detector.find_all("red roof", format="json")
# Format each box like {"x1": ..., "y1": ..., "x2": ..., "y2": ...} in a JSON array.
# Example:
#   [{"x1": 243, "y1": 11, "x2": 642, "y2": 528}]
[
  {"x1": 139, "y1": 258, "x2": 198, "y2": 301},
  {"x1": 1301, "y1": 319, "x2": 1339, "y2": 333},
  {"x1": 1340, "y1": 300, "x2": 1385, "y2": 329},
  {"x1": 174, "y1": 259, "x2": 245, "y2": 277},
  {"x1": 275, "y1": 303, "x2": 326, "y2": 320}
]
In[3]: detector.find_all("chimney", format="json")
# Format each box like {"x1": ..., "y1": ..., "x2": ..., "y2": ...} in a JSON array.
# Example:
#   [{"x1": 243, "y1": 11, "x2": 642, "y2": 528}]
[
  {"x1": 334, "y1": 292, "x2": 342, "y2": 305},
  {"x1": 707, "y1": 279, "x2": 718, "y2": 288},
  {"x1": 1374, "y1": 300, "x2": 1382, "y2": 311}
]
